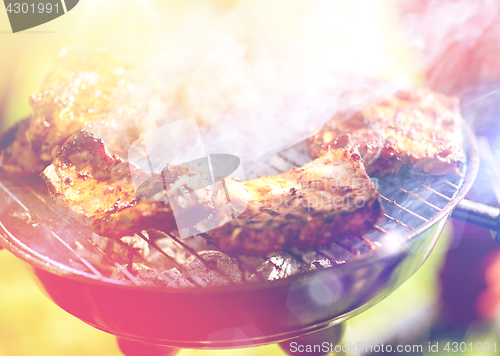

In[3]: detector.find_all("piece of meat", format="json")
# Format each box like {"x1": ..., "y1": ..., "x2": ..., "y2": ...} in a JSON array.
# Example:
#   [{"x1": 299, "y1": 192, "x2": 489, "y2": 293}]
[
  {"x1": 42, "y1": 130, "x2": 382, "y2": 255},
  {"x1": 210, "y1": 149, "x2": 383, "y2": 255},
  {"x1": 0, "y1": 118, "x2": 45, "y2": 176},
  {"x1": 306, "y1": 88, "x2": 465, "y2": 176},
  {"x1": 41, "y1": 130, "x2": 214, "y2": 238},
  {"x1": 1, "y1": 49, "x2": 128, "y2": 176}
]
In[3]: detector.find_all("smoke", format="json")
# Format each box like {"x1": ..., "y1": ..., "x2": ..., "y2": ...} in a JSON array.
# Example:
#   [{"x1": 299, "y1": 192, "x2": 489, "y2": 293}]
[
  {"x1": 87, "y1": 0, "x2": 411, "y2": 173},
  {"x1": 398, "y1": 0, "x2": 500, "y2": 256},
  {"x1": 399, "y1": 0, "x2": 500, "y2": 94}
]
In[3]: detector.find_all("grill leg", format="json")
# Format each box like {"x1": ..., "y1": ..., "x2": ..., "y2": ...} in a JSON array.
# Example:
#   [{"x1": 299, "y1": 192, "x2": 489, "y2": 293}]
[
  {"x1": 278, "y1": 324, "x2": 344, "y2": 356},
  {"x1": 116, "y1": 337, "x2": 180, "y2": 356}
]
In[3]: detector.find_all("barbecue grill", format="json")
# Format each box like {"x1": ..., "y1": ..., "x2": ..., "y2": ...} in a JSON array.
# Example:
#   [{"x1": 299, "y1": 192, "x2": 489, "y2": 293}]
[{"x1": 0, "y1": 121, "x2": 496, "y2": 355}]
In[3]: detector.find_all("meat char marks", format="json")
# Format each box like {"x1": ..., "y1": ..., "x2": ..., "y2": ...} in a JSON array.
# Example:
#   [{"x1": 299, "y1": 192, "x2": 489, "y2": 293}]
[
  {"x1": 42, "y1": 130, "x2": 383, "y2": 255},
  {"x1": 211, "y1": 149, "x2": 383, "y2": 255},
  {"x1": 41, "y1": 130, "x2": 214, "y2": 239},
  {"x1": 307, "y1": 88, "x2": 465, "y2": 176},
  {"x1": 1, "y1": 49, "x2": 128, "y2": 176}
]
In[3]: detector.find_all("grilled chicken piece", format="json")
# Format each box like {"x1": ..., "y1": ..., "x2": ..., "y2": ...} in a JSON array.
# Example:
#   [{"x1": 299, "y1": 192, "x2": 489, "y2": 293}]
[
  {"x1": 211, "y1": 149, "x2": 383, "y2": 255},
  {"x1": 1, "y1": 49, "x2": 128, "y2": 176},
  {"x1": 41, "y1": 130, "x2": 214, "y2": 238},
  {"x1": 307, "y1": 88, "x2": 465, "y2": 176}
]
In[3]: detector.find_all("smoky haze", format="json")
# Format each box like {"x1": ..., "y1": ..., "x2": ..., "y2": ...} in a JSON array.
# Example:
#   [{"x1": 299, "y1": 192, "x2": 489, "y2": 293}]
[{"x1": 87, "y1": 0, "x2": 412, "y2": 175}]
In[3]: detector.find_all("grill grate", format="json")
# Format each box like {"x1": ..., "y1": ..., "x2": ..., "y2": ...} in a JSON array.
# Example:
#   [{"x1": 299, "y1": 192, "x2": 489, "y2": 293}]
[{"x1": 0, "y1": 141, "x2": 465, "y2": 288}]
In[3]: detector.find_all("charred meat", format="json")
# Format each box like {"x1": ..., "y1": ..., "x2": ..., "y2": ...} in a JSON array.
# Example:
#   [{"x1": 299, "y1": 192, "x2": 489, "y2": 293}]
[
  {"x1": 307, "y1": 88, "x2": 465, "y2": 176},
  {"x1": 1, "y1": 49, "x2": 128, "y2": 176},
  {"x1": 42, "y1": 132, "x2": 383, "y2": 255},
  {"x1": 211, "y1": 149, "x2": 383, "y2": 255},
  {"x1": 41, "y1": 130, "x2": 214, "y2": 238}
]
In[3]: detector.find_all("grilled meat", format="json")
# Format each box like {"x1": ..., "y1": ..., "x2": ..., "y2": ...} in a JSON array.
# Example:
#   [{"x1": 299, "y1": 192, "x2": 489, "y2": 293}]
[
  {"x1": 1, "y1": 49, "x2": 128, "y2": 176},
  {"x1": 0, "y1": 118, "x2": 44, "y2": 176},
  {"x1": 42, "y1": 130, "x2": 382, "y2": 255},
  {"x1": 211, "y1": 149, "x2": 383, "y2": 255},
  {"x1": 41, "y1": 130, "x2": 214, "y2": 238},
  {"x1": 307, "y1": 88, "x2": 465, "y2": 176}
]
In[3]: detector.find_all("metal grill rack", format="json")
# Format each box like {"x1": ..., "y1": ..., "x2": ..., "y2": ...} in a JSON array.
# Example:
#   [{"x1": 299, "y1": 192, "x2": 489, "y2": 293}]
[{"x1": 0, "y1": 142, "x2": 465, "y2": 289}]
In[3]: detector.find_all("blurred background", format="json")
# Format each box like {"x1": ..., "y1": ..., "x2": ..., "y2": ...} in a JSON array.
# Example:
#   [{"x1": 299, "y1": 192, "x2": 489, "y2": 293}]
[{"x1": 1, "y1": 0, "x2": 500, "y2": 355}]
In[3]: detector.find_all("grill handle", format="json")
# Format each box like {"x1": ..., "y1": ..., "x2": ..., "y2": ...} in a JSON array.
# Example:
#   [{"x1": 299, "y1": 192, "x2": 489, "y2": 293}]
[{"x1": 451, "y1": 199, "x2": 500, "y2": 242}]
